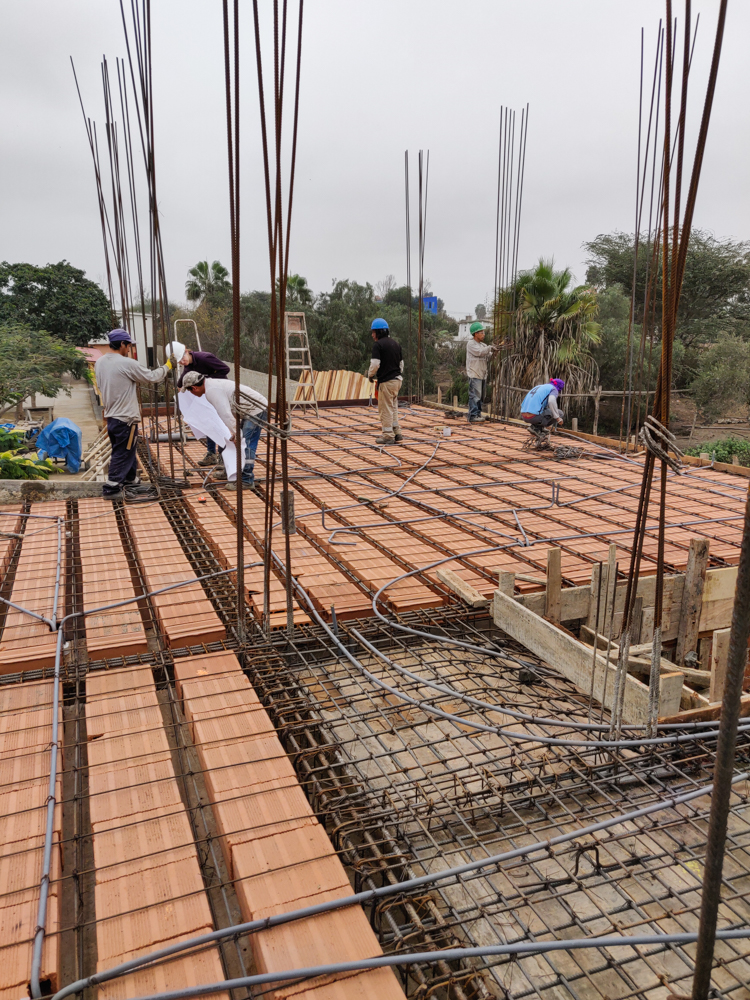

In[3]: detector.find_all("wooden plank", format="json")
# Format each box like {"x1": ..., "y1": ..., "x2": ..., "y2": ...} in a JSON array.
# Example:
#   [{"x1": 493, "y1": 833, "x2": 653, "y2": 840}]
[
  {"x1": 545, "y1": 548, "x2": 561, "y2": 623},
  {"x1": 437, "y1": 568, "x2": 489, "y2": 608},
  {"x1": 675, "y1": 539, "x2": 710, "y2": 664},
  {"x1": 661, "y1": 694, "x2": 750, "y2": 725},
  {"x1": 492, "y1": 590, "x2": 683, "y2": 724},
  {"x1": 709, "y1": 627, "x2": 732, "y2": 702},
  {"x1": 498, "y1": 571, "x2": 515, "y2": 597}
]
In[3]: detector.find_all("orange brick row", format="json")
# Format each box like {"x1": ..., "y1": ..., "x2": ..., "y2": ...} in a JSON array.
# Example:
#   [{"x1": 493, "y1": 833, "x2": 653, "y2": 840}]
[
  {"x1": 124, "y1": 503, "x2": 226, "y2": 648},
  {"x1": 220, "y1": 492, "x2": 373, "y2": 620},
  {"x1": 178, "y1": 651, "x2": 405, "y2": 999},
  {"x1": 77, "y1": 500, "x2": 149, "y2": 660},
  {"x1": 182, "y1": 492, "x2": 310, "y2": 628},
  {"x1": 0, "y1": 503, "x2": 66, "y2": 673},
  {"x1": 0, "y1": 505, "x2": 22, "y2": 582},
  {"x1": 85, "y1": 665, "x2": 229, "y2": 1000},
  {"x1": 0, "y1": 679, "x2": 62, "y2": 997}
]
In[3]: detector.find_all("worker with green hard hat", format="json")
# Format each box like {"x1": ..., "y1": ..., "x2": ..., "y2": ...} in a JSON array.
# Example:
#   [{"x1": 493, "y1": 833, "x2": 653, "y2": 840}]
[{"x1": 466, "y1": 321, "x2": 499, "y2": 423}]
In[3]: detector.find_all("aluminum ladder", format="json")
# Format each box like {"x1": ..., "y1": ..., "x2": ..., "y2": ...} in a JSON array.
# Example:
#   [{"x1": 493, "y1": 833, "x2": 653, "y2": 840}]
[{"x1": 285, "y1": 312, "x2": 319, "y2": 417}]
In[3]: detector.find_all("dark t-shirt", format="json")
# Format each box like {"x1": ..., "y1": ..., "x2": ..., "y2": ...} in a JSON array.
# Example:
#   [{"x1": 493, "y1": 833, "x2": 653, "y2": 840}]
[
  {"x1": 177, "y1": 351, "x2": 230, "y2": 388},
  {"x1": 371, "y1": 336, "x2": 403, "y2": 384}
]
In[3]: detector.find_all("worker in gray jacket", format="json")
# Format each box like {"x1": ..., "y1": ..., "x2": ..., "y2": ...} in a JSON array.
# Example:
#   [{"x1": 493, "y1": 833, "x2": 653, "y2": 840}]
[
  {"x1": 94, "y1": 329, "x2": 171, "y2": 497},
  {"x1": 466, "y1": 322, "x2": 500, "y2": 422},
  {"x1": 182, "y1": 372, "x2": 267, "y2": 491}
]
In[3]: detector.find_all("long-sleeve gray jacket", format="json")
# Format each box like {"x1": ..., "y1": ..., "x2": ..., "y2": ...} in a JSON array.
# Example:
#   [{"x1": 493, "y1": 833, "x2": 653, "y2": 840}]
[{"x1": 94, "y1": 352, "x2": 169, "y2": 424}]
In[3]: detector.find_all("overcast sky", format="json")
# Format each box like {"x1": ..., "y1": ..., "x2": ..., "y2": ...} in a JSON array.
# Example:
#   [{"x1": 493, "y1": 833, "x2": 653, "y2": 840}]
[{"x1": 2, "y1": 1, "x2": 748, "y2": 320}]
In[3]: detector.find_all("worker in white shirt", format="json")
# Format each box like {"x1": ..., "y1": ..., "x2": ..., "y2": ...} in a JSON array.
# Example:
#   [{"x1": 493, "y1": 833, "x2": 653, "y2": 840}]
[
  {"x1": 182, "y1": 372, "x2": 267, "y2": 491},
  {"x1": 465, "y1": 322, "x2": 499, "y2": 423}
]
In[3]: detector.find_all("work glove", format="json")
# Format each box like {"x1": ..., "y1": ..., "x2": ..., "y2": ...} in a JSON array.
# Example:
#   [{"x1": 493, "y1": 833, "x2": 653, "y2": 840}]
[{"x1": 165, "y1": 357, "x2": 174, "y2": 370}]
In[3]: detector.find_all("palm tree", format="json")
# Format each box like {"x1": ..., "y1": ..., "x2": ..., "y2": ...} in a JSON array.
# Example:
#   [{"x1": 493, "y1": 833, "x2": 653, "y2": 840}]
[
  {"x1": 493, "y1": 259, "x2": 600, "y2": 414},
  {"x1": 185, "y1": 260, "x2": 231, "y2": 305},
  {"x1": 277, "y1": 273, "x2": 313, "y2": 306}
]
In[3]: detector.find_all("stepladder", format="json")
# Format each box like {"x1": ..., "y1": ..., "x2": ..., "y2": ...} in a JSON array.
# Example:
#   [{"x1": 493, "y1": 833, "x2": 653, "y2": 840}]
[{"x1": 285, "y1": 312, "x2": 319, "y2": 417}]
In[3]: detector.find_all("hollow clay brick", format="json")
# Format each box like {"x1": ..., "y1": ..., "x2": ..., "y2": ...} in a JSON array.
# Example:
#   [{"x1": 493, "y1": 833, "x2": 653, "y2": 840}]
[
  {"x1": 86, "y1": 727, "x2": 172, "y2": 771},
  {"x1": 93, "y1": 813, "x2": 196, "y2": 884},
  {"x1": 95, "y1": 896, "x2": 214, "y2": 965},
  {"x1": 273, "y1": 967, "x2": 405, "y2": 1000},
  {"x1": 95, "y1": 947, "x2": 229, "y2": 1000},
  {"x1": 212, "y1": 786, "x2": 317, "y2": 877},
  {"x1": 86, "y1": 666, "x2": 156, "y2": 700},
  {"x1": 233, "y1": 852, "x2": 351, "y2": 922},
  {"x1": 96, "y1": 856, "x2": 206, "y2": 922}
]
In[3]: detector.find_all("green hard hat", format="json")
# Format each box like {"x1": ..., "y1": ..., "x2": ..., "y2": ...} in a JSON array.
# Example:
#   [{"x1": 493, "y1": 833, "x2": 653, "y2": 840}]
[{"x1": 470, "y1": 321, "x2": 487, "y2": 335}]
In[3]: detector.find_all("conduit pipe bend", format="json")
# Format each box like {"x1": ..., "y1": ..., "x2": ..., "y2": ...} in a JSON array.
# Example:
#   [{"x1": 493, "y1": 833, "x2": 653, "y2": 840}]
[
  {"x1": 27, "y1": 560, "x2": 263, "y2": 998},
  {"x1": 51, "y1": 771, "x2": 749, "y2": 1000}
]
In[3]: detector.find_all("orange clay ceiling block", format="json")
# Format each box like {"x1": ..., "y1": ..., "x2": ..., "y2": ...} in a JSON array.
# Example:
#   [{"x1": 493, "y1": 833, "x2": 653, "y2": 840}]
[
  {"x1": 0, "y1": 503, "x2": 66, "y2": 673},
  {"x1": 273, "y1": 967, "x2": 405, "y2": 1000},
  {"x1": 124, "y1": 503, "x2": 225, "y2": 648},
  {"x1": 95, "y1": 947, "x2": 229, "y2": 1000},
  {"x1": 93, "y1": 811, "x2": 196, "y2": 885}
]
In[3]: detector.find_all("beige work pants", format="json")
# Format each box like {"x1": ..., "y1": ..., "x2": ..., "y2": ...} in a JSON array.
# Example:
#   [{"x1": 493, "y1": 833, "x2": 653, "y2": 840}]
[{"x1": 377, "y1": 378, "x2": 401, "y2": 434}]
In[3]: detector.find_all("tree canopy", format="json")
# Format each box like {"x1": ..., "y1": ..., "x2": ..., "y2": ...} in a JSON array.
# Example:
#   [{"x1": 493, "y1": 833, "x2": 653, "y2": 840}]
[
  {"x1": 584, "y1": 230, "x2": 750, "y2": 347},
  {"x1": 185, "y1": 260, "x2": 232, "y2": 307},
  {"x1": 495, "y1": 259, "x2": 600, "y2": 406},
  {"x1": 0, "y1": 323, "x2": 87, "y2": 411},
  {"x1": 0, "y1": 261, "x2": 112, "y2": 346}
]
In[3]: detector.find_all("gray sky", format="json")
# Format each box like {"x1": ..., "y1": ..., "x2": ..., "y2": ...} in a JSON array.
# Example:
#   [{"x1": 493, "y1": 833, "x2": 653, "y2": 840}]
[{"x1": 2, "y1": 1, "x2": 748, "y2": 320}]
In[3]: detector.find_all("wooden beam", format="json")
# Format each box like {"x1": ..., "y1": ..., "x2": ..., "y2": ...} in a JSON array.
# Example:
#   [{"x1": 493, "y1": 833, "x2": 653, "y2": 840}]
[
  {"x1": 675, "y1": 538, "x2": 710, "y2": 664},
  {"x1": 661, "y1": 694, "x2": 750, "y2": 725},
  {"x1": 497, "y1": 571, "x2": 515, "y2": 597},
  {"x1": 492, "y1": 590, "x2": 683, "y2": 724},
  {"x1": 709, "y1": 627, "x2": 731, "y2": 702},
  {"x1": 437, "y1": 568, "x2": 489, "y2": 608},
  {"x1": 545, "y1": 548, "x2": 562, "y2": 623}
]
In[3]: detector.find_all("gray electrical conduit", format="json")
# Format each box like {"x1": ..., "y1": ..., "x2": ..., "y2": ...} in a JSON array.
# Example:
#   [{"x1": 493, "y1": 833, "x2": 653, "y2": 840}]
[
  {"x1": 51, "y1": 771, "x2": 750, "y2": 1000},
  {"x1": 26, "y1": 559, "x2": 264, "y2": 998},
  {"x1": 361, "y1": 540, "x2": 738, "y2": 740}
]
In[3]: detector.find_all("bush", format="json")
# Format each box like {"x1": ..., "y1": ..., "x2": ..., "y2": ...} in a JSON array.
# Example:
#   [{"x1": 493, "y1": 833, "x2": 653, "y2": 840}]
[{"x1": 684, "y1": 436, "x2": 750, "y2": 466}]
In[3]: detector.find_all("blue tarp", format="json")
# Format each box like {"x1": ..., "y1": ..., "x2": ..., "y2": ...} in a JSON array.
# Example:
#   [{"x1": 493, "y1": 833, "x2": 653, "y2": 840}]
[{"x1": 35, "y1": 418, "x2": 83, "y2": 474}]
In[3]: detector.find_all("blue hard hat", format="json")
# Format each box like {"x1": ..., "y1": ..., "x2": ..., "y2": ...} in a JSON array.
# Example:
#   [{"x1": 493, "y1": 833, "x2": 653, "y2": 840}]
[
  {"x1": 371, "y1": 318, "x2": 389, "y2": 331},
  {"x1": 108, "y1": 328, "x2": 133, "y2": 344}
]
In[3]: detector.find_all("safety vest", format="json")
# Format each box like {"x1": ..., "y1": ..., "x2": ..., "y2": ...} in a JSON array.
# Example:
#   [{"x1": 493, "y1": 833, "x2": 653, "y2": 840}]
[{"x1": 521, "y1": 383, "x2": 556, "y2": 415}]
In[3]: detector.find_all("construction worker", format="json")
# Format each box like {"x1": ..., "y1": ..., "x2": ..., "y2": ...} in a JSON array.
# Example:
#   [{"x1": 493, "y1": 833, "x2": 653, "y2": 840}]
[
  {"x1": 520, "y1": 379, "x2": 565, "y2": 432},
  {"x1": 94, "y1": 329, "x2": 172, "y2": 498},
  {"x1": 169, "y1": 342, "x2": 230, "y2": 467},
  {"x1": 367, "y1": 318, "x2": 403, "y2": 445},
  {"x1": 182, "y1": 372, "x2": 267, "y2": 492},
  {"x1": 466, "y1": 321, "x2": 498, "y2": 423}
]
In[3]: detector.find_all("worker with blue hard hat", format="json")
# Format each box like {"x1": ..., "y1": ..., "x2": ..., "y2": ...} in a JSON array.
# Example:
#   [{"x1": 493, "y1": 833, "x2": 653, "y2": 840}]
[
  {"x1": 367, "y1": 318, "x2": 404, "y2": 444},
  {"x1": 94, "y1": 329, "x2": 173, "y2": 499}
]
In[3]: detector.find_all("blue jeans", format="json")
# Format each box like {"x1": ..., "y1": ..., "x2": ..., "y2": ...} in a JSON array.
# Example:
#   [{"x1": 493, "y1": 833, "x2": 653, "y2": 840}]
[
  {"x1": 205, "y1": 437, "x2": 216, "y2": 454},
  {"x1": 468, "y1": 378, "x2": 485, "y2": 420},
  {"x1": 241, "y1": 411, "x2": 266, "y2": 485}
]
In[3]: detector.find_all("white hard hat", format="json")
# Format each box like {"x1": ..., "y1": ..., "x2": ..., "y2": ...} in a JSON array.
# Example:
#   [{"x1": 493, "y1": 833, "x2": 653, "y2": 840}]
[{"x1": 168, "y1": 341, "x2": 186, "y2": 363}]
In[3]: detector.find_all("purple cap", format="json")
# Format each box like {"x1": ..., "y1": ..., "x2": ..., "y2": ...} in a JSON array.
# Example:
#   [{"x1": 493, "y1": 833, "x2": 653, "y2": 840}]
[
  {"x1": 550, "y1": 378, "x2": 565, "y2": 391},
  {"x1": 108, "y1": 328, "x2": 133, "y2": 344}
]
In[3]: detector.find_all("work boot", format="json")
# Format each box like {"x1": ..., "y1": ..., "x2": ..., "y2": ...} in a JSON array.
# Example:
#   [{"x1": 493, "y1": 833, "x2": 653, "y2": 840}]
[
  {"x1": 197, "y1": 452, "x2": 218, "y2": 467},
  {"x1": 393, "y1": 430, "x2": 404, "y2": 444},
  {"x1": 470, "y1": 414, "x2": 487, "y2": 423},
  {"x1": 375, "y1": 433, "x2": 395, "y2": 445},
  {"x1": 225, "y1": 481, "x2": 258, "y2": 493}
]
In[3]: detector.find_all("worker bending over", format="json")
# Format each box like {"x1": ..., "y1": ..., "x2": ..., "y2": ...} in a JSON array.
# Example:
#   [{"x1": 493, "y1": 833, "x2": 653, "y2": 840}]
[
  {"x1": 94, "y1": 329, "x2": 171, "y2": 498},
  {"x1": 367, "y1": 318, "x2": 404, "y2": 445},
  {"x1": 170, "y1": 341, "x2": 230, "y2": 467},
  {"x1": 466, "y1": 321, "x2": 499, "y2": 423},
  {"x1": 182, "y1": 372, "x2": 267, "y2": 491},
  {"x1": 520, "y1": 379, "x2": 565, "y2": 432}
]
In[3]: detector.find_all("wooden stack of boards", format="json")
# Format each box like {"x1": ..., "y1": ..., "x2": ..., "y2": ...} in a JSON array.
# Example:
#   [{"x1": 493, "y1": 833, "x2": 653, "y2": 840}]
[{"x1": 293, "y1": 370, "x2": 374, "y2": 403}]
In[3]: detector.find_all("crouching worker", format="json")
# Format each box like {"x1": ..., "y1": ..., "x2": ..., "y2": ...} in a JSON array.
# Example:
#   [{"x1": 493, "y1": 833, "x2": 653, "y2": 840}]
[
  {"x1": 94, "y1": 329, "x2": 172, "y2": 498},
  {"x1": 520, "y1": 379, "x2": 565, "y2": 433},
  {"x1": 182, "y1": 372, "x2": 267, "y2": 492}
]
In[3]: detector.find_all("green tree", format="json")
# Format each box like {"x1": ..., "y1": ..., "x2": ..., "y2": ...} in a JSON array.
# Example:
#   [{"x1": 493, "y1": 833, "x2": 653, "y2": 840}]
[
  {"x1": 584, "y1": 230, "x2": 750, "y2": 347},
  {"x1": 495, "y1": 259, "x2": 601, "y2": 405},
  {"x1": 279, "y1": 273, "x2": 313, "y2": 306},
  {"x1": 688, "y1": 333, "x2": 750, "y2": 423},
  {"x1": 0, "y1": 261, "x2": 111, "y2": 346},
  {"x1": 185, "y1": 260, "x2": 232, "y2": 307},
  {"x1": 0, "y1": 323, "x2": 87, "y2": 412}
]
